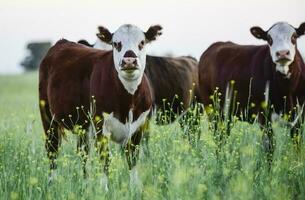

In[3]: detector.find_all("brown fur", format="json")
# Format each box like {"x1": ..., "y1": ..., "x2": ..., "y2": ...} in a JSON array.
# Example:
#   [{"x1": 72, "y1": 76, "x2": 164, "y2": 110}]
[{"x1": 145, "y1": 55, "x2": 199, "y2": 117}]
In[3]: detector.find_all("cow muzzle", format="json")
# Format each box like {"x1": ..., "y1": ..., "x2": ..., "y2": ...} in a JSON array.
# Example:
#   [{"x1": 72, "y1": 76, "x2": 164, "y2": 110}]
[
  {"x1": 121, "y1": 50, "x2": 139, "y2": 72},
  {"x1": 275, "y1": 50, "x2": 292, "y2": 65}
]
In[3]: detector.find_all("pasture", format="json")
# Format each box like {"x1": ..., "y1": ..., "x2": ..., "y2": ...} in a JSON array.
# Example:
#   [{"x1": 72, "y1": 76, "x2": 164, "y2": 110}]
[{"x1": 0, "y1": 72, "x2": 305, "y2": 199}]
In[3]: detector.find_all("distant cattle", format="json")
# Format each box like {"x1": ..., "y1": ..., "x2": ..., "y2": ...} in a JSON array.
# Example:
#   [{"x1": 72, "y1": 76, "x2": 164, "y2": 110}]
[
  {"x1": 144, "y1": 55, "x2": 199, "y2": 124},
  {"x1": 39, "y1": 24, "x2": 162, "y2": 189},
  {"x1": 80, "y1": 27, "x2": 200, "y2": 124},
  {"x1": 198, "y1": 22, "x2": 305, "y2": 160}
]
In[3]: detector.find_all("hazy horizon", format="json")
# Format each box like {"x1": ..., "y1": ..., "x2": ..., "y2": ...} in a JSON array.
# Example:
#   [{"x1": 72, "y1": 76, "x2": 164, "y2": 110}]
[{"x1": 1, "y1": 0, "x2": 305, "y2": 74}]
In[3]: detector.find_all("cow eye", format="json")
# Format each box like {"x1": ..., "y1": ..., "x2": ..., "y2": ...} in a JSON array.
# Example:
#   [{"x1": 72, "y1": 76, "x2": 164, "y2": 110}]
[
  {"x1": 267, "y1": 35, "x2": 273, "y2": 46},
  {"x1": 291, "y1": 33, "x2": 297, "y2": 45},
  {"x1": 138, "y1": 40, "x2": 145, "y2": 50},
  {"x1": 113, "y1": 41, "x2": 122, "y2": 52}
]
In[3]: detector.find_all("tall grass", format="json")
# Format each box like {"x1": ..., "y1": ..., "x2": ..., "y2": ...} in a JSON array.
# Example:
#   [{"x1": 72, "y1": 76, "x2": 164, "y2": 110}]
[{"x1": 0, "y1": 73, "x2": 304, "y2": 199}]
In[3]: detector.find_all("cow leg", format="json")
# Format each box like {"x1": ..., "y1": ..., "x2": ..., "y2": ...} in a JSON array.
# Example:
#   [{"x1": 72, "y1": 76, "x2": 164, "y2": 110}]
[
  {"x1": 290, "y1": 120, "x2": 303, "y2": 152},
  {"x1": 207, "y1": 113, "x2": 221, "y2": 148},
  {"x1": 179, "y1": 103, "x2": 202, "y2": 146},
  {"x1": 225, "y1": 114, "x2": 233, "y2": 137},
  {"x1": 76, "y1": 130, "x2": 89, "y2": 178},
  {"x1": 260, "y1": 118, "x2": 275, "y2": 167},
  {"x1": 39, "y1": 98, "x2": 62, "y2": 181},
  {"x1": 264, "y1": 125, "x2": 274, "y2": 167},
  {"x1": 45, "y1": 123, "x2": 62, "y2": 183},
  {"x1": 207, "y1": 111, "x2": 226, "y2": 153},
  {"x1": 125, "y1": 129, "x2": 143, "y2": 188},
  {"x1": 141, "y1": 121, "x2": 151, "y2": 157},
  {"x1": 96, "y1": 134, "x2": 110, "y2": 191},
  {"x1": 194, "y1": 103, "x2": 203, "y2": 141}
]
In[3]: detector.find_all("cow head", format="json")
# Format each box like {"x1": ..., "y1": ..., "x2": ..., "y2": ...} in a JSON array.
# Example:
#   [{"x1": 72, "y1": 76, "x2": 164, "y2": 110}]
[
  {"x1": 250, "y1": 22, "x2": 305, "y2": 76},
  {"x1": 96, "y1": 24, "x2": 162, "y2": 94}
]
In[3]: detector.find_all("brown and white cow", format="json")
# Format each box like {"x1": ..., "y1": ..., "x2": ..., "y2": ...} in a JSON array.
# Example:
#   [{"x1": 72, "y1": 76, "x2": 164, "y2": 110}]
[
  {"x1": 39, "y1": 24, "x2": 162, "y2": 189},
  {"x1": 80, "y1": 27, "x2": 199, "y2": 124},
  {"x1": 198, "y1": 22, "x2": 305, "y2": 160}
]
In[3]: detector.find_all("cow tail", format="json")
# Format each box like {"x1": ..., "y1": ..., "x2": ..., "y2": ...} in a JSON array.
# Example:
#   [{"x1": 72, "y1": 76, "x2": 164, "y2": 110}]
[
  {"x1": 38, "y1": 59, "x2": 53, "y2": 133},
  {"x1": 39, "y1": 59, "x2": 67, "y2": 140}
]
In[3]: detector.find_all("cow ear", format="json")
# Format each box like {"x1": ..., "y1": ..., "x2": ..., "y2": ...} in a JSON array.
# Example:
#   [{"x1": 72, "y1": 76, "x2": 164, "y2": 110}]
[
  {"x1": 250, "y1": 26, "x2": 267, "y2": 40},
  {"x1": 296, "y1": 22, "x2": 305, "y2": 37},
  {"x1": 97, "y1": 26, "x2": 113, "y2": 44},
  {"x1": 145, "y1": 25, "x2": 162, "y2": 43},
  {"x1": 78, "y1": 39, "x2": 93, "y2": 47}
]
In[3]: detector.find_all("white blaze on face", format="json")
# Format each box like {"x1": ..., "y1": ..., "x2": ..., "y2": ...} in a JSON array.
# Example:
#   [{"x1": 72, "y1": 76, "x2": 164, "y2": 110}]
[
  {"x1": 267, "y1": 22, "x2": 297, "y2": 76},
  {"x1": 112, "y1": 25, "x2": 147, "y2": 94}
]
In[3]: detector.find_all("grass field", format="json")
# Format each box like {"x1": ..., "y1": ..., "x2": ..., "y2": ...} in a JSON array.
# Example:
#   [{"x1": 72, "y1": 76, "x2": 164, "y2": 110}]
[{"x1": 0, "y1": 72, "x2": 305, "y2": 200}]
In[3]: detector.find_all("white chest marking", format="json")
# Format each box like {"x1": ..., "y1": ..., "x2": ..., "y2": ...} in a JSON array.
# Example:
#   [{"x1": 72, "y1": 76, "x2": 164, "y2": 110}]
[
  {"x1": 102, "y1": 109, "x2": 150, "y2": 145},
  {"x1": 275, "y1": 65, "x2": 291, "y2": 78},
  {"x1": 118, "y1": 76, "x2": 143, "y2": 95}
]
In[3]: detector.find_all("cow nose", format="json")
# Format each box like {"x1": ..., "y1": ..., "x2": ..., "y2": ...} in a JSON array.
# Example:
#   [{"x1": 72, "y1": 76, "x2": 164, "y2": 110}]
[
  {"x1": 122, "y1": 50, "x2": 138, "y2": 66},
  {"x1": 122, "y1": 57, "x2": 137, "y2": 66},
  {"x1": 123, "y1": 50, "x2": 137, "y2": 58},
  {"x1": 276, "y1": 50, "x2": 290, "y2": 59}
]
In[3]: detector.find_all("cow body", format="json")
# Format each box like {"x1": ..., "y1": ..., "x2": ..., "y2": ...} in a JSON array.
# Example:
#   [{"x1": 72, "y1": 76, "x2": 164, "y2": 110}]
[
  {"x1": 199, "y1": 41, "x2": 305, "y2": 118},
  {"x1": 145, "y1": 55, "x2": 199, "y2": 122}
]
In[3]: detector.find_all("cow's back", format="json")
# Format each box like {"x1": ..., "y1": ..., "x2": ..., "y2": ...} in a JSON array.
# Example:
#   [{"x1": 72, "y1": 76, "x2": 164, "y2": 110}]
[
  {"x1": 39, "y1": 39, "x2": 109, "y2": 128},
  {"x1": 145, "y1": 55, "x2": 198, "y2": 112}
]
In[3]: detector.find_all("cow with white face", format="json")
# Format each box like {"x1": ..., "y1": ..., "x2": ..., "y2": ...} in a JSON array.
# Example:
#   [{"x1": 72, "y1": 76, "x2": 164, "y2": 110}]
[
  {"x1": 251, "y1": 22, "x2": 305, "y2": 77},
  {"x1": 39, "y1": 24, "x2": 162, "y2": 190},
  {"x1": 97, "y1": 24, "x2": 162, "y2": 94},
  {"x1": 198, "y1": 21, "x2": 305, "y2": 165}
]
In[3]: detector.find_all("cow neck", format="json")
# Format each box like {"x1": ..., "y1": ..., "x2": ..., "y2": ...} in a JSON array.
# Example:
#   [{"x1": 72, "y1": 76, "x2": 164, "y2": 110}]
[
  {"x1": 118, "y1": 74, "x2": 144, "y2": 95},
  {"x1": 113, "y1": 68, "x2": 150, "y2": 123},
  {"x1": 116, "y1": 77, "x2": 136, "y2": 120},
  {"x1": 271, "y1": 50, "x2": 302, "y2": 93}
]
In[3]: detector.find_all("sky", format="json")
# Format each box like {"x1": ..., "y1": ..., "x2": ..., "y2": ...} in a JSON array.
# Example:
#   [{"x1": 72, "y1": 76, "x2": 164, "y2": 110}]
[{"x1": 0, "y1": 0, "x2": 305, "y2": 73}]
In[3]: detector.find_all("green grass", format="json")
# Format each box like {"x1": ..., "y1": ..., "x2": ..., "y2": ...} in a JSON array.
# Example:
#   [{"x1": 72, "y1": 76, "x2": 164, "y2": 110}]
[{"x1": 0, "y1": 73, "x2": 305, "y2": 200}]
